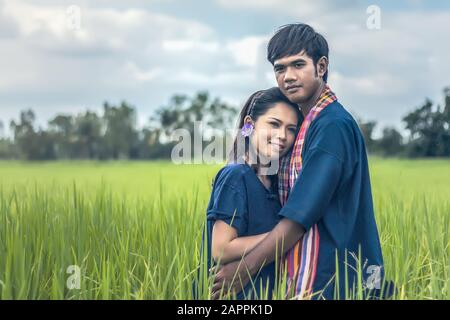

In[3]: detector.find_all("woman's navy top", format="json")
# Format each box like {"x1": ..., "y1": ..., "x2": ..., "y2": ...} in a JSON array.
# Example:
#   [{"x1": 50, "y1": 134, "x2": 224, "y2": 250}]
[{"x1": 204, "y1": 162, "x2": 281, "y2": 299}]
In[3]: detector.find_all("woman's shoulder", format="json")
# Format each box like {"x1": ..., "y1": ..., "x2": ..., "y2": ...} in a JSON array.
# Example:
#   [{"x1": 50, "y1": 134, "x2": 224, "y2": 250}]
[{"x1": 212, "y1": 162, "x2": 251, "y2": 191}]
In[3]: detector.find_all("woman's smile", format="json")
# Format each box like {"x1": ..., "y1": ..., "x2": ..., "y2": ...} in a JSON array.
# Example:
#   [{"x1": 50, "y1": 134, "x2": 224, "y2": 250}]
[{"x1": 269, "y1": 141, "x2": 286, "y2": 153}]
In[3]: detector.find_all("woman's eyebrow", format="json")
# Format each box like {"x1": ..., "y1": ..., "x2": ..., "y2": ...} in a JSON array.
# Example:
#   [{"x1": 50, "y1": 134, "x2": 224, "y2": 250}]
[{"x1": 268, "y1": 117, "x2": 297, "y2": 126}]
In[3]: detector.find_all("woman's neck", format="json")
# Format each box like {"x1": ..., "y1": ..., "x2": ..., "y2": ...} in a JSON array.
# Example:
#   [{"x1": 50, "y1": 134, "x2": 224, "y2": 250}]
[
  {"x1": 242, "y1": 154, "x2": 274, "y2": 190},
  {"x1": 257, "y1": 173, "x2": 272, "y2": 190}
]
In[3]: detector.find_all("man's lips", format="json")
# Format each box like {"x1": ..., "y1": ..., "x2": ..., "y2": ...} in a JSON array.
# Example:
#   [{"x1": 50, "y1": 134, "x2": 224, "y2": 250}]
[{"x1": 285, "y1": 85, "x2": 302, "y2": 93}]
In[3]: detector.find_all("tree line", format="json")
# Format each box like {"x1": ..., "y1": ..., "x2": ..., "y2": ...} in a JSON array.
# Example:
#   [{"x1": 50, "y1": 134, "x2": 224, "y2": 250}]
[
  {"x1": 359, "y1": 87, "x2": 450, "y2": 157},
  {"x1": 0, "y1": 92, "x2": 237, "y2": 160},
  {"x1": 0, "y1": 88, "x2": 449, "y2": 160}
]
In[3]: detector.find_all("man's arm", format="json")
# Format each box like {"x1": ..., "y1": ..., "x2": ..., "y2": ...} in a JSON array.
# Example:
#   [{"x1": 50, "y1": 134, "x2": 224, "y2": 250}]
[
  {"x1": 210, "y1": 218, "x2": 304, "y2": 298},
  {"x1": 244, "y1": 218, "x2": 305, "y2": 276},
  {"x1": 242, "y1": 146, "x2": 344, "y2": 276},
  {"x1": 212, "y1": 220, "x2": 269, "y2": 264}
]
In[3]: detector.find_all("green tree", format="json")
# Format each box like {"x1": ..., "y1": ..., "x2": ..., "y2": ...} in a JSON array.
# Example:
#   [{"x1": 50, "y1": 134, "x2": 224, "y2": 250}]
[
  {"x1": 356, "y1": 118, "x2": 378, "y2": 154},
  {"x1": 403, "y1": 88, "x2": 450, "y2": 157},
  {"x1": 10, "y1": 110, "x2": 55, "y2": 160},
  {"x1": 48, "y1": 114, "x2": 75, "y2": 159},
  {"x1": 149, "y1": 91, "x2": 237, "y2": 160},
  {"x1": 74, "y1": 111, "x2": 103, "y2": 159},
  {"x1": 377, "y1": 127, "x2": 404, "y2": 156},
  {"x1": 103, "y1": 101, "x2": 139, "y2": 159},
  {"x1": 0, "y1": 120, "x2": 16, "y2": 159}
]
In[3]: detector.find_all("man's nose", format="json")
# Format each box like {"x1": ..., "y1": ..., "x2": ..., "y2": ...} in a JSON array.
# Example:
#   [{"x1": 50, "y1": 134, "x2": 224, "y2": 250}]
[{"x1": 284, "y1": 67, "x2": 297, "y2": 83}]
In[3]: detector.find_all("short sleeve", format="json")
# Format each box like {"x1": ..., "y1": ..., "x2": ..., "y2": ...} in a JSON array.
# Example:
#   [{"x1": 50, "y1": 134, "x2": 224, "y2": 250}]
[
  {"x1": 278, "y1": 146, "x2": 343, "y2": 231},
  {"x1": 307, "y1": 117, "x2": 357, "y2": 164},
  {"x1": 207, "y1": 167, "x2": 248, "y2": 236}
]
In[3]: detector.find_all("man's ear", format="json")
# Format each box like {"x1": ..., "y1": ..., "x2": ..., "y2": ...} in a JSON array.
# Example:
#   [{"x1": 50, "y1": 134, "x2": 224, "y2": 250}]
[{"x1": 316, "y1": 56, "x2": 328, "y2": 79}]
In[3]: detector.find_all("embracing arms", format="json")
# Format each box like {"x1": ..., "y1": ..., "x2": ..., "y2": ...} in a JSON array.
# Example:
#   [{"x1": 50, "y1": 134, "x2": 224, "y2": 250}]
[
  {"x1": 241, "y1": 218, "x2": 305, "y2": 275},
  {"x1": 212, "y1": 147, "x2": 344, "y2": 296},
  {"x1": 211, "y1": 220, "x2": 269, "y2": 265}
]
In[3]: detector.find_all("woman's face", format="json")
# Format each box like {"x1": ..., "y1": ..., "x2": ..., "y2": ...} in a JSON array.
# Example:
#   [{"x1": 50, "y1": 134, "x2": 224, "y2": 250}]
[{"x1": 247, "y1": 102, "x2": 299, "y2": 162}]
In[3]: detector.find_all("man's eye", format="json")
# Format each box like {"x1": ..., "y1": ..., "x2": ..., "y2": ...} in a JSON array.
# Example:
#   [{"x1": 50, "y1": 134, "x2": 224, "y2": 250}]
[{"x1": 295, "y1": 63, "x2": 304, "y2": 68}]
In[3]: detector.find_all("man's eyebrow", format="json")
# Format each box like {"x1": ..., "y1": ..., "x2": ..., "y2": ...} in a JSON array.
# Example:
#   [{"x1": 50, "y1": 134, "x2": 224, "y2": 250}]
[
  {"x1": 289, "y1": 58, "x2": 307, "y2": 65},
  {"x1": 273, "y1": 62, "x2": 285, "y2": 69},
  {"x1": 274, "y1": 58, "x2": 307, "y2": 68}
]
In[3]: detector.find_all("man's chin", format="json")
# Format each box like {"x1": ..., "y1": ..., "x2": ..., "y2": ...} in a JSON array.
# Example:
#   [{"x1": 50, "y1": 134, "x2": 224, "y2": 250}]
[{"x1": 287, "y1": 93, "x2": 308, "y2": 104}]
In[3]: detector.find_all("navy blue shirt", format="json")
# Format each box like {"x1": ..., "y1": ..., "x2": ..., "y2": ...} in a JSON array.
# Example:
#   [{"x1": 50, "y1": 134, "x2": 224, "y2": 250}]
[
  {"x1": 279, "y1": 101, "x2": 389, "y2": 299},
  {"x1": 205, "y1": 163, "x2": 281, "y2": 299}
]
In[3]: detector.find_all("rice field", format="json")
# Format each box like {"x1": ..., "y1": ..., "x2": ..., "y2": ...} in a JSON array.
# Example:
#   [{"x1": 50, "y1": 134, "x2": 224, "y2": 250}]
[{"x1": 0, "y1": 158, "x2": 449, "y2": 300}]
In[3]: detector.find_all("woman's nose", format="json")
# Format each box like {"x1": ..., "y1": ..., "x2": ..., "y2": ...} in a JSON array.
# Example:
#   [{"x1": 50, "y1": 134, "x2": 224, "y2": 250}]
[{"x1": 276, "y1": 128, "x2": 287, "y2": 141}]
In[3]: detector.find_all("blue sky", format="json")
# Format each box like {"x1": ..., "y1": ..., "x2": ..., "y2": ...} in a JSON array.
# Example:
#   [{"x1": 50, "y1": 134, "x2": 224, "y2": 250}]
[{"x1": 1, "y1": 0, "x2": 450, "y2": 137}]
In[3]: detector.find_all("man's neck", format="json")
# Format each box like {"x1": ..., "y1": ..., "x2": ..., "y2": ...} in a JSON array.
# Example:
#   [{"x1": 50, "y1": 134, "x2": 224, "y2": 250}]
[{"x1": 298, "y1": 81, "x2": 326, "y2": 118}]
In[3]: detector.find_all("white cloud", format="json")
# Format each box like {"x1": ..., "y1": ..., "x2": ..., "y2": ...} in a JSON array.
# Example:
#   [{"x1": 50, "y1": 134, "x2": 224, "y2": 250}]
[
  {"x1": 123, "y1": 61, "x2": 163, "y2": 82},
  {"x1": 0, "y1": 0, "x2": 217, "y2": 90},
  {"x1": 1, "y1": 0, "x2": 450, "y2": 132},
  {"x1": 162, "y1": 40, "x2": 220, "y2": 53},
  {"x1": 225, "y1": 36, "x2": 269, "y2": 67},
  {"x1": 329, "y1": 71, "x2": 410, "y2": 98},
  {"x1": 216, "y1": 0, "x2": 356, "y2": 18},
  {"x1": 2, "y1": 0, "x2": 214, "y2": 54}
]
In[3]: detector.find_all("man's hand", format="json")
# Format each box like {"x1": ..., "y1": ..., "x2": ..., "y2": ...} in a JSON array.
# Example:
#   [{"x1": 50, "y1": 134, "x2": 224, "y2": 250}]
[
  {"x1": 209, "y1": 219, "x2": 305, "y2": 300},
  {"x1": 210, "y1": 259, "x2": 251, "y2": 300}
]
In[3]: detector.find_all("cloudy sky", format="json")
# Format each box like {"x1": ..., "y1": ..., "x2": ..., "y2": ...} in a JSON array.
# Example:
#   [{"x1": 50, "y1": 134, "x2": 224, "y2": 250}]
[{"x1": 1, "y1": 0, "x2": 449, "y2": 136}]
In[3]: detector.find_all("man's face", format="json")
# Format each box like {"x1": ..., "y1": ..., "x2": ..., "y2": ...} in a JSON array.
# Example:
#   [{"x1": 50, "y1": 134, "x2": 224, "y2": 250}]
[{"x1": 273, "y1": 51, "x2": 322, "y2": 104}]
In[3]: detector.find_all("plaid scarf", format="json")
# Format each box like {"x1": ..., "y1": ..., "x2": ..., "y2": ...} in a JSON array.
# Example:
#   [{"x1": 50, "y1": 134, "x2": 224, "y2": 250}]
[{"x1": 278, "y1": 84, "x2": 337, "y2": 299}]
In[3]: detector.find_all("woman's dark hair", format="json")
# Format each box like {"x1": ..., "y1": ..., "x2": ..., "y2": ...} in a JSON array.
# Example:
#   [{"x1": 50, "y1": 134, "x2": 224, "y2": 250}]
[
  {"x1": 267, "y1": 23, "x2": 329, "y2": 82},
  {"x1": 228, "y1": 87, "x2": 302, "y2": 165}
]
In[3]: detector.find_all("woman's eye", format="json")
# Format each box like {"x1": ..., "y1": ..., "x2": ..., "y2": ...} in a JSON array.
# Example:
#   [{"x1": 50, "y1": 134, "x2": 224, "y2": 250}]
[{"x1": 270, "y1": 122, "x2": 279, "y2": 127}]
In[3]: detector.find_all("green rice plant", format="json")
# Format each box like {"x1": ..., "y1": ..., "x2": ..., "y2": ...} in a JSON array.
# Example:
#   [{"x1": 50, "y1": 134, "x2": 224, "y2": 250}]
[{"x1": 0, "y1": 158, "x2": 448, "y2": 299}]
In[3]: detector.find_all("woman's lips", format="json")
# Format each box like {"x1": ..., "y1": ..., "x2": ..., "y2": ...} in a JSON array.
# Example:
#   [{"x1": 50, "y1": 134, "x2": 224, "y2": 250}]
[{"x1": 269, "y1": 142, "x2": 285, "y2": 152}]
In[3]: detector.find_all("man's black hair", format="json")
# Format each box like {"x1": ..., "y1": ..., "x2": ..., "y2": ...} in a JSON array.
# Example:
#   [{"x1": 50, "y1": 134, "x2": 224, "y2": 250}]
[{"x1": 267, "y1": 23, "x2": 329, "y2": 82}]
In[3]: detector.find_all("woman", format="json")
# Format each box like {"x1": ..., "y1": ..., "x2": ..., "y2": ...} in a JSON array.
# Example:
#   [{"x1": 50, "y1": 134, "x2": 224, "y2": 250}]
[{"x1": 200, "y1": 87, "x2": 302, "y2": 299}]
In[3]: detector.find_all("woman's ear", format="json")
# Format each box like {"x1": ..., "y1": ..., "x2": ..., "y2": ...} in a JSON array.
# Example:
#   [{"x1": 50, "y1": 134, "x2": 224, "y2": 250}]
[
  {"x1": 243, "y1": 115, "x2": 254, "y2": 126},
  {"x1": 241, "y1": 116, "x2": 255, "y2": 137},
  {"x1": 316, "y1": 56, "x2": 328, "y2": 79}
]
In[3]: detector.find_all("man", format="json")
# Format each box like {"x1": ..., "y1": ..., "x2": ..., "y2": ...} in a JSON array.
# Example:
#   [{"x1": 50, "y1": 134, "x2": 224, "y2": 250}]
[{"x1": 211, "y1": 23, "x2": 392, "y2": 300}]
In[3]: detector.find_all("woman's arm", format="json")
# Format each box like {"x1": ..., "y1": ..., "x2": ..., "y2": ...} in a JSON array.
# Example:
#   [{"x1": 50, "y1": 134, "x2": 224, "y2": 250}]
[{"x1": 211, "y1": 220, "x2": 269, "y2": 265}]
